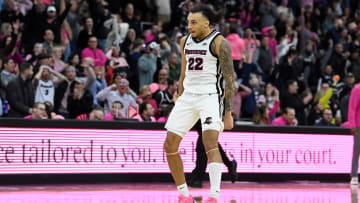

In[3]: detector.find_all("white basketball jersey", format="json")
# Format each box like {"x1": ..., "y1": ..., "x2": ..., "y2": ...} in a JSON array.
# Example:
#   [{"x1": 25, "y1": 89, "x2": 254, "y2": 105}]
[
  {"x1": 35, "y1": 80, "x2": 55, "y2": 105},
  {"x1": 183, "y1": 30, "x2": 224, "y2": 96}
]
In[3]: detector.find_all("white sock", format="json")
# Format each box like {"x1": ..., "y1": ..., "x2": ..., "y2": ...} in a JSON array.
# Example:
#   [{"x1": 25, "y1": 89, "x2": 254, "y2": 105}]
[
  {"x1": 209, "y1": 162, "x2": 222, "y2": 200},
  {"x1": 177, "y1": 183, "x2": 189, "y2": 197}
]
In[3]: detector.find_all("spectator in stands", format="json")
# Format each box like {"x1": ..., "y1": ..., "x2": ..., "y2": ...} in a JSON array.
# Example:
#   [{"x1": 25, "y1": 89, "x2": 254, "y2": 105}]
[
  {"x1": 239, "y1": 50, "x2": 259, "y2": 87},
  {"x1": 243, "y1": 28, "x2": 259, "y2": 63},
  {"x1": 277, "y1": 0, "x2": 294, "y2": 19},
  {"x1": 340, "y1": 73, "x2": 356, "y2": 98},
  {"x1": 0, "y1": 27, "x2": 23, "y2": 65},
  {"x1": 151, "y1": 68, "x2": 169, "y2": 93},
  {"x1": 128, "y1": 38, "x2": 144, "y2": 92},
  {"x1": 77, "y1": 17, "x2": 94, "y2": 51},
  {"x1": 259, "y1": 0, "x2": 278, "y2": 28},
  {"x1": 227, "y1": 24, "x2": 245, "y2": 73},
  {"x1": 272, "y1": 107, "x2": 297, "y2": 126},
  {"x1": 33, "y1": 53, "x2": 52, "y2": 76},
  {"x1": 253, "y1": 36, "x2": 274, "y2": 81},
  {"x1": 24, "y1": 102, "x2": 48, "y2": 119},
  {"x1": 33, "y1": 65, "x2": 67, "y2": 106},
  {"x1": 348, "y1": 48, "x2": 360, "y2": 82},
  {"x1": 253, "y1": 86, "x2": 280, "y2": 125},
  {"x1": 67, "y1": 77, "x2": 93, "y2": 119},
  {"x1": 157, "y1": 104, "x2": 173, "y2": 122},
  {"x1": 314, "y1": 81, "x2": 333, "y2": 110},
  {"x1": 158, "y1": 35, "x2": 172, "y2": 65},
  {"x1": 81, "y1": 36, "x2": 107, "y2": 67},
  {"x1": 6, "y1": 62, "x2": 34, "y2": 117},
  {"x1": 138, "y1": 41, "x2": 160, "y2": 90},
  {"x1": 252, "y1": 104, "x2": 268, "y2": 125},
  {"x1": 96, "y1": 78, "x2": 136, "y2": 117},
  {"x1": 87, "y1": 0, "x2": 112, "y2": 51},
  {"x1": 233, "y1": 81, "x2": 252, "y2": 120},
  {"x1": 54, "y1": 64, "x2": 95, "y2": 118},
  {"x1": 134, "y1": 101, "x2": 155, "y2": 122},
  {"x1": 76, "y1": 106, "x2": 104, "y2": 120},
  {"x1": 168, "y1": 52, "x2": 180, "y2": 80},
  {"x1": 279, "y1": 49, "x2": 299, "y2": 85},
  {"x1": 103, "y1": 101, "x2": 124, "y2": 120},
  {"x1": 121, "y1": 3, "x2": 137, "y2": 33},
  {"x1": 0, "y1": 0, "x2": 24, "y2": 23},
  {"x1": 25, "y1": 43, "x2": 44, "y2": 66},
  {"x1": 67, "y1": 53, "x2": 82, "y2": 76},
  {"x1": 328, "y1": 43, "x2": 347, "y2": 78},
  {"x1": 240, "y1": 2, "x2": 258, "y2": 28},
  {"x1": 104, "y1": 14, "x2": 129, "y2": 53},
  {"x1": 318, "y1": 64, "x2": 335, "y2": 87},
  {"x1": 43, "y1": 0, "x2": 71, "y2": 44},
  {"x1": 154, "y1": 79, "x2": 177, "y2": 115},
  {"x1": 0, "y1": 22, "x2": 12, "y2": 41},
  {"x1": 137, "y1": 85, "x2": 158, "y2": 114},
  {"x1": 315, "y1": 108, "x2": 336, "y2": 126},
  {"x1": 243, "y1": 74, "x2": 264, "y2": 118},
  {"x1": 88, "y1": 64, "x2": 107, "y2": 107},
  {"x1": 105, "y1": 46, "x2": 129, "y2": 83},
  {"x1": 307, "y1": 101, "x2": 323, "y2": 126},
  {"x1": 0, "y1": 57, "x2": 16, "y2": 99},
  {"x1": 52, "y1": 46, "x2": 66, "y2": 73},
  {"x1": 44, "y1": 101, "x2": 65, "y2": 120},
  {"x1": 281, "y1": 80, "x2": 312, "y2": 125},
  {"x1": 349, "y1": 82, "x2": 360, "y2": 185},
  {"x1": 120, "y1": 28, "x2": 136, "y2": 58},
  {"x1": 42, "y1": 29, "x2": 55, "y2": 55},
  {"x1": 262, "y1": 26, "x2": 278, "y2": 62},
  {"x1": 66, "y1": 0, "x2": 80, "y2": 52}
]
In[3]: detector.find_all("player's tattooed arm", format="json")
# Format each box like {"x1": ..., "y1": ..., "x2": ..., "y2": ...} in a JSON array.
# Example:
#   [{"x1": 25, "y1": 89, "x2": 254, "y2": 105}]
[{"x1": 218, "y1": 38, "x2": 235, "y2": 112}]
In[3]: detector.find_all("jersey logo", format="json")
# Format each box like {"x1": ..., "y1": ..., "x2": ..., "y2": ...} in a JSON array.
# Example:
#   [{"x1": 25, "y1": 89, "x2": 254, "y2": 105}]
[
  {"x1": 203, "y1": 117, "x2": 213, "y2": 125},
  {"x1": 185, "y1": 49, "x2": 207, "y2": 55},
  {"x1": 202, "y1": 43, "x2": 207, "y2": 46}
]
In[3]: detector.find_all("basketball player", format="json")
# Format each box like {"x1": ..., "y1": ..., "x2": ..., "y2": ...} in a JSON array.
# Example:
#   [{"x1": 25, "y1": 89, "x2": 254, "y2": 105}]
[{"x1": 164, "y1": 4, "x2": 235, "y2": 203}]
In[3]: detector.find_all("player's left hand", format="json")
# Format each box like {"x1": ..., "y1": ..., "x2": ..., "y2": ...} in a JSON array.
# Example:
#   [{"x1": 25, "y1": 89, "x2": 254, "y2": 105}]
[{"x1": 223, "y1": 112, "x2": 234, "y2": 130}]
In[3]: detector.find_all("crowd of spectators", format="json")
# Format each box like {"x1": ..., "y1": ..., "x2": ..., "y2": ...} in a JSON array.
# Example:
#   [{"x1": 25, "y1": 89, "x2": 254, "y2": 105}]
[{"x1": 0, "y1": 0, "x2": 358, "y2": 126}]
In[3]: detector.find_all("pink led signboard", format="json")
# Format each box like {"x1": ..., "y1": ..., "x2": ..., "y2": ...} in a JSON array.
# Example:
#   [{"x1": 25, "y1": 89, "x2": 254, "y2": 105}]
[{"x1": 0, "y1": 127, "x2": 352, "y2": 174}]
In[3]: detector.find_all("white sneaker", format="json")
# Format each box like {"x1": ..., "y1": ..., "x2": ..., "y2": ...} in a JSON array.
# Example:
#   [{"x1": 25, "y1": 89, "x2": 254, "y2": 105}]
[{"x1": 351, "y1": 177, "x2": 358, "y2": 185}]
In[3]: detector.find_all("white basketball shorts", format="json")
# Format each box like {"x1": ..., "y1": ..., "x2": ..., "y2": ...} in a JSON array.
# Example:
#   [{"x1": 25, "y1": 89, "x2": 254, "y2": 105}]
[{"x1": 165, "y1": 92, "x2": 224, "y2": 137}]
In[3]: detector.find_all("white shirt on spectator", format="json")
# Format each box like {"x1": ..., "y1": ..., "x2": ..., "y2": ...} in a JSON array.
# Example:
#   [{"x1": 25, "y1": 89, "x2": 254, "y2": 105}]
[
  {"x1": 35, "y1": 80, "x2": 55, "y2": 105},
  {"x1": 96, "y1": 86, "x2": 136, "y2": 117}
]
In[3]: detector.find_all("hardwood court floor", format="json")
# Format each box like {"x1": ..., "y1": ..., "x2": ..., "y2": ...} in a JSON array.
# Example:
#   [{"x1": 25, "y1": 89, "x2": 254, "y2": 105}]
[{"x1": 0, "y1": 181, "x2": 356, "y2": 202}]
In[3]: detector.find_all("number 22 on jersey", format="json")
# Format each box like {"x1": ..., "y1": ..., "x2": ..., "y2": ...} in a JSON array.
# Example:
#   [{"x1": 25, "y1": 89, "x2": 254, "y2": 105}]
[{"x1": 188, "y1": 57, "x2": 203, "y2": 71}]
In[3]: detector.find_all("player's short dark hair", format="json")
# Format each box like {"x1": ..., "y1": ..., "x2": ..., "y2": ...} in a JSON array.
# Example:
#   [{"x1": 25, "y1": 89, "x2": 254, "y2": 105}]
[
  {"x1": 139, "y1": 102, "x2": 149, "y2": 115},
  {"x1": 19, "y1": 62, "x2": 32, "y2": 73},
  {"x1": 190, "y1": 4, "x2": 215, "y2": 24}
]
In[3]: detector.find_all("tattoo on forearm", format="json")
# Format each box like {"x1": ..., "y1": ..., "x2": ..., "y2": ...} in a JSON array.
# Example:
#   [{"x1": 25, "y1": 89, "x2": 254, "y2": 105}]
[{"x1": 219, "y1": 39, "x2": 235, "y2": 112}]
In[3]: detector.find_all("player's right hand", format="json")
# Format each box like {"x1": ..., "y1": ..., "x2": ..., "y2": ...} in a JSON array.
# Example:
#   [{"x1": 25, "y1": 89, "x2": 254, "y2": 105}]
[{"x1": 223, "y1": 112, "x2": 233, "y2": 130}]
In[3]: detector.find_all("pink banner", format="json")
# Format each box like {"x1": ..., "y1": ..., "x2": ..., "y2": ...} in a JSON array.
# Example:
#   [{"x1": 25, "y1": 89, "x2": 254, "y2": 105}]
[{"x1": 0, "y1": 127, "x2": 353, "y2": 174}]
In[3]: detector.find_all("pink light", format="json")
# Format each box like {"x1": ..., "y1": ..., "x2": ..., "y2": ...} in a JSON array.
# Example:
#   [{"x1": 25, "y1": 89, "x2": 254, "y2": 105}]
[{"x1": 0, "y1": 127, "x2": 353, "y2": 174}]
